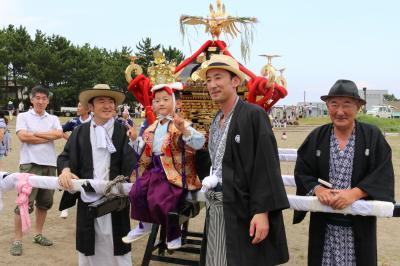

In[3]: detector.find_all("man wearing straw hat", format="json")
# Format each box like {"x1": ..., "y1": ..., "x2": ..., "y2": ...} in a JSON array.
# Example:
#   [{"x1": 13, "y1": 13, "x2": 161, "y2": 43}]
[
  {"x1": 294, "y1": 79, "x2": 394, "y2": 265},
  {"x1": 58, "y1": 84, "x2": 136, "y2": 266},
  {"x1": 198, "y1": 54, "x2": 289, "y2": 266}
]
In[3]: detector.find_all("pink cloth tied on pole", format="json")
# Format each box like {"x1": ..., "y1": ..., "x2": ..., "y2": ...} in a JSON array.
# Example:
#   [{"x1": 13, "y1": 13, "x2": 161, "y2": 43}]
[{"x1": 16, "y1": 173, "x2": 33, "y2": 232}]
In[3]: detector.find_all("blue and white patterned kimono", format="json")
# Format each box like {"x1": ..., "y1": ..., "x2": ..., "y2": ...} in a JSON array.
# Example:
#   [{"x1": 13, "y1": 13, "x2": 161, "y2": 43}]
[{"x1": 322, "y1": 129, "x2": 356, "y2": 266}]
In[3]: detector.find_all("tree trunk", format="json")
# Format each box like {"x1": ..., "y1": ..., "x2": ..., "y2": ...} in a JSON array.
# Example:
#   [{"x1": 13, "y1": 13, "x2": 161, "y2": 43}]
[
  {"x1": 12, "y1": 67, "x2": 17, "y2": 100},
  {"x1": 5, "y1": 69, "x2": 9, "y2": 102}
]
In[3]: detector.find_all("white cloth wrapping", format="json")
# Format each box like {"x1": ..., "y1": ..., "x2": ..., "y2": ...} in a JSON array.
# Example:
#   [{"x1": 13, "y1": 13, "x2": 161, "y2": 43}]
[
  {"x1": 278, "y1": 148, "x2": 298, "y2": 162},
  {"x1": 0, "y1": 172, "x2": 395, "y2": 217},
  {"x1": 79, "y1": 182, "x2": 104, "y2": 203},
  {"x1": 278, "y1": 154, "x2": 297, "y2": 162},
  {"x1": 288, "y1": 195, "x2": 394, "y2": 217},
  {"x1": 201, "y1": 167, "x2": 219, "y2": 192},
  {"x1": 278, "y1": 148, "x2": 297, "y2": 154},
  {"x1": 201, "y1": 174, "x2": 219, "y2": 192},
  {"x1": 282, "y1": 175, "x2": 297, "y2": 187},
  {"x1": 0, "y1": 171, "x2": 132, "y2": 194}
]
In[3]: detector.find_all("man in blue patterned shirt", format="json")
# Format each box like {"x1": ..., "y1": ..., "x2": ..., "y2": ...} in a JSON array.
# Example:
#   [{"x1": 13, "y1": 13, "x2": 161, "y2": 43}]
[
  {"x1": 62, "y1": 102, "x2": 91, "y2": 140},
  {"x1": 59, "y1": 102, "x2": 91, "y2": 218}
]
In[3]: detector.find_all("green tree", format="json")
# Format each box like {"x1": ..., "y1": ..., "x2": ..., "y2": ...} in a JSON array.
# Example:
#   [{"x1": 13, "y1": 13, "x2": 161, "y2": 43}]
[
  {"x1": 48, "y1": 86, "x2": 80, "y2": 111},
  {"x1": 1, "y1": 27, "x2": 186, "y2": 110},
  {"x1": 1, "y1": 25, "x2": 32, "y2": 98},
  {"x1": 135, "y1": 37, "x2": 161, "y2": 75},
  {"x1": 105, "y1": 47, "x2": 132, "y2": 92},
  {"x1": 0, "y1": 29, "x2": 8, "y2": 78},
  {"x1": 384, "y1": 93, "x2": 399, "y2": 101},
  {"x1": 162, "y1": 45, "x2": 185, "y2": 65}
]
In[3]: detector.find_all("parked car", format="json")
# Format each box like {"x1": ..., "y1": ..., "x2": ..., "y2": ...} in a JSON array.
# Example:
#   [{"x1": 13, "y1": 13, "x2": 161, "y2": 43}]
[
  {"x1": 366, "y1": 105, "x2": 392, "y2": 118},
  {"x1": 391, "y1": 111, "x2": 400, "y2": 119},
  {"x1": 60, "y1": 106, "x2": 78, "y2": 117}
]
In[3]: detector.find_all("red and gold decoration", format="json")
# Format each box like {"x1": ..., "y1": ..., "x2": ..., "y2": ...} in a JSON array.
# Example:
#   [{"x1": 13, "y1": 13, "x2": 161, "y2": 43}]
[{"x1": 125, "y1": 0, "x2": 288, "y2": 131}]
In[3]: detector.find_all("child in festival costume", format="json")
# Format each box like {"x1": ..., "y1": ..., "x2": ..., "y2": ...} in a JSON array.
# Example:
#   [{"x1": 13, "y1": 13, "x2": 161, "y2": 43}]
[
  {"x1": 124, "y1": 82, "x2": 205, "y2": 249},
  {"x1": 122, "y1": 101, "x2": 159, "y2": 243}
]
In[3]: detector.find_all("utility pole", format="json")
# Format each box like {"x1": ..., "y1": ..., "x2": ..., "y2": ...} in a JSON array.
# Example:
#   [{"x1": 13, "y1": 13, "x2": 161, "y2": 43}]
[
  {"x1": 363, "y1": 87, "x2": 367, "y2": 113},
  {"x1": 303, "y1": 90, "x2": 307, "y2": 118}
]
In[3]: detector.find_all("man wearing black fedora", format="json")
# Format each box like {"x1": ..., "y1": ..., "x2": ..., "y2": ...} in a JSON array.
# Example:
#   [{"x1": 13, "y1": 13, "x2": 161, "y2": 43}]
[
  {"x1": 294, "y1": 79, "x2": 394, "y2": 265},
  {"x1": 58, "y1": 84, "x2": 136, "y2": 265}
]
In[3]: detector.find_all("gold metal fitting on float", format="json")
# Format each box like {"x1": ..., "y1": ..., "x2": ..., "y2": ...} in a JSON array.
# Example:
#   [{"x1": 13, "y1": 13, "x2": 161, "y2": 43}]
[
  {"x1": 276, "y1": 68, "x2": 287, "y2": 88},
  {"x1": 148, "y1": 50, "x2": 177, "y2": 85},
  {"x1": 124, "y1": 56, "x2": 143, "y2": 83},
  {"x1": 259, "y1": 54, "x2": 280, "y2": 88}
]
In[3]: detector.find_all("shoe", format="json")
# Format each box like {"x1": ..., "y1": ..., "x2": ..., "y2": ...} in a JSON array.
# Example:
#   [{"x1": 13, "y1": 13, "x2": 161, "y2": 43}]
[
  {"x1": 33, "y1": 234, "x2": 53, "y2": 246},
  {"x1": 60, "y1": 209, "x2": 69, "y2": 219},
  {"x1": 167, "y1": 237, "x2": 182, "y2": 250},
  {"x1": 10, "y1": 241, "x2": 22, "y2": 256},
  {"x1": 122, "y1": 222, "x2": 152, "y2": 244}
]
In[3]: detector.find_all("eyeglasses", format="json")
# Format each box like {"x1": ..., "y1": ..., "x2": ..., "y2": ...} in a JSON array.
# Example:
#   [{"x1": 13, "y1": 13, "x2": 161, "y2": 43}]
[{"x1": 327, "y1": 103, "x2": 355, "y2": 110}]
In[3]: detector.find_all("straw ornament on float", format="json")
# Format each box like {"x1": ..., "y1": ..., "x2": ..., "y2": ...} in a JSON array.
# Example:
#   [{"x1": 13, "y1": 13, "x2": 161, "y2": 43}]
[{"x1": 180, "y1": 0, "x2": 257, "y2": 62}]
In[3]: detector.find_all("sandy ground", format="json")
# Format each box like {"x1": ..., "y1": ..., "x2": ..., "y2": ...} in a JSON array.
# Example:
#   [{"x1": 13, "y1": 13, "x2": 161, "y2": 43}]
[{"x1": 0, "y1": 120, "x2": 399, "y2": 266}]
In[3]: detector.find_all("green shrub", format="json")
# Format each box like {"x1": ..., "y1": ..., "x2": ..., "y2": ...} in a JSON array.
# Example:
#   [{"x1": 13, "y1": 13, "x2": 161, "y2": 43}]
[{"x1": 299, "y1": 115, "x2": 400, "y2": 132}]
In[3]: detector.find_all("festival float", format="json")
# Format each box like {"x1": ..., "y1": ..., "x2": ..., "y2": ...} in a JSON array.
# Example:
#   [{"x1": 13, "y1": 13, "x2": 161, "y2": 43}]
[{"x1": 124, "y1": 0, "x2": 288, "y2": 134}]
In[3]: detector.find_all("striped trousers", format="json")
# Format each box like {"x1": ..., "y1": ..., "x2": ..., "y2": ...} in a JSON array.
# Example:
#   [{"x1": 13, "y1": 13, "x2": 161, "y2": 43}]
[{"x1": 206, "y1": 191, "x2": 227, "y2": 266}]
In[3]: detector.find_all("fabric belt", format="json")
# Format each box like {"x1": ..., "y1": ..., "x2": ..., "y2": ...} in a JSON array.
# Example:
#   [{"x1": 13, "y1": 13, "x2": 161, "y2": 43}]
[
  {"x1": 208, "y1": 191, "x2": 223, "y2": 202},
  {"x1": 213, "y1": 183, "x2": 223, "y2": 192},
  {"x1": 325, "y1": 213, "x2": 353, "y2": 227}
]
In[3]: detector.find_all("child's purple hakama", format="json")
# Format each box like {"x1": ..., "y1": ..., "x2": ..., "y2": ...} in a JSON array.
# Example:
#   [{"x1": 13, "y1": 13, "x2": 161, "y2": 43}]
[{"x1": 129, "y1": 155, "x2": 184, "y2": 241}]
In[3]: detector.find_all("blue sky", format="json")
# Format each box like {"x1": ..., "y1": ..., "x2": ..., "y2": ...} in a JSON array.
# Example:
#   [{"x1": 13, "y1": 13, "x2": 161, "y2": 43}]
[{"x1": 1, "y1": 0, "x2": 399, "y2": 104}]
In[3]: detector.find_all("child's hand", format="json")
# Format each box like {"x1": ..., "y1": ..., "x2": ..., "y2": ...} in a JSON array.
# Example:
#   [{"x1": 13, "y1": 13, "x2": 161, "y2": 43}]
[
  {"x1": 127, "y1": 127, "x2": 138, "y2": 141},
  {"x1": 173, "y1": 114, "x2": 186, "y2": 133}
]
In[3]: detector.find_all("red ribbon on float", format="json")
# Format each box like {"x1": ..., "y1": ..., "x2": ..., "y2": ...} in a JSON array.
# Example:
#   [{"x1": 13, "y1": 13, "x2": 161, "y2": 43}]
[
  {"x1": 127, "y1": 40, "x2": 287, "y2": 122},
  {"x1": 175, "y1": 40, "x2": 286, "y2": 112},
  {"x1": 127, "y1": 74, "x2": 156, "y2": 124}
]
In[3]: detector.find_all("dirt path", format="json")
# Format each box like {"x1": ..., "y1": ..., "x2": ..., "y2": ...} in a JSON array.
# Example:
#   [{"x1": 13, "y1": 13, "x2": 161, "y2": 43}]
[{"x1": 1, "y1": 122, "x2": 399, "y2": 265}]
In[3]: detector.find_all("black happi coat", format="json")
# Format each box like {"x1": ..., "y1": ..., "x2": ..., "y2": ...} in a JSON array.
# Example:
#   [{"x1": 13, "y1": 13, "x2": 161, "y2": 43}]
[
  {"x1": 220, "y1": 100, "x2": 290, "y2": 266},
  {"x1": 293, "y1": 121, "x2": 395, "y2": 266},
  {"x1": 57, "y1": 121, "x2": 136, "y2": 256}
]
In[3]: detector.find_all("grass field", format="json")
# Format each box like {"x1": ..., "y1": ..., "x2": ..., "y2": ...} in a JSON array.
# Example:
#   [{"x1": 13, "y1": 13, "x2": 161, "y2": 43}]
[{"x1": 300, "y1": 115, "x2": 400, "y2": 132}]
